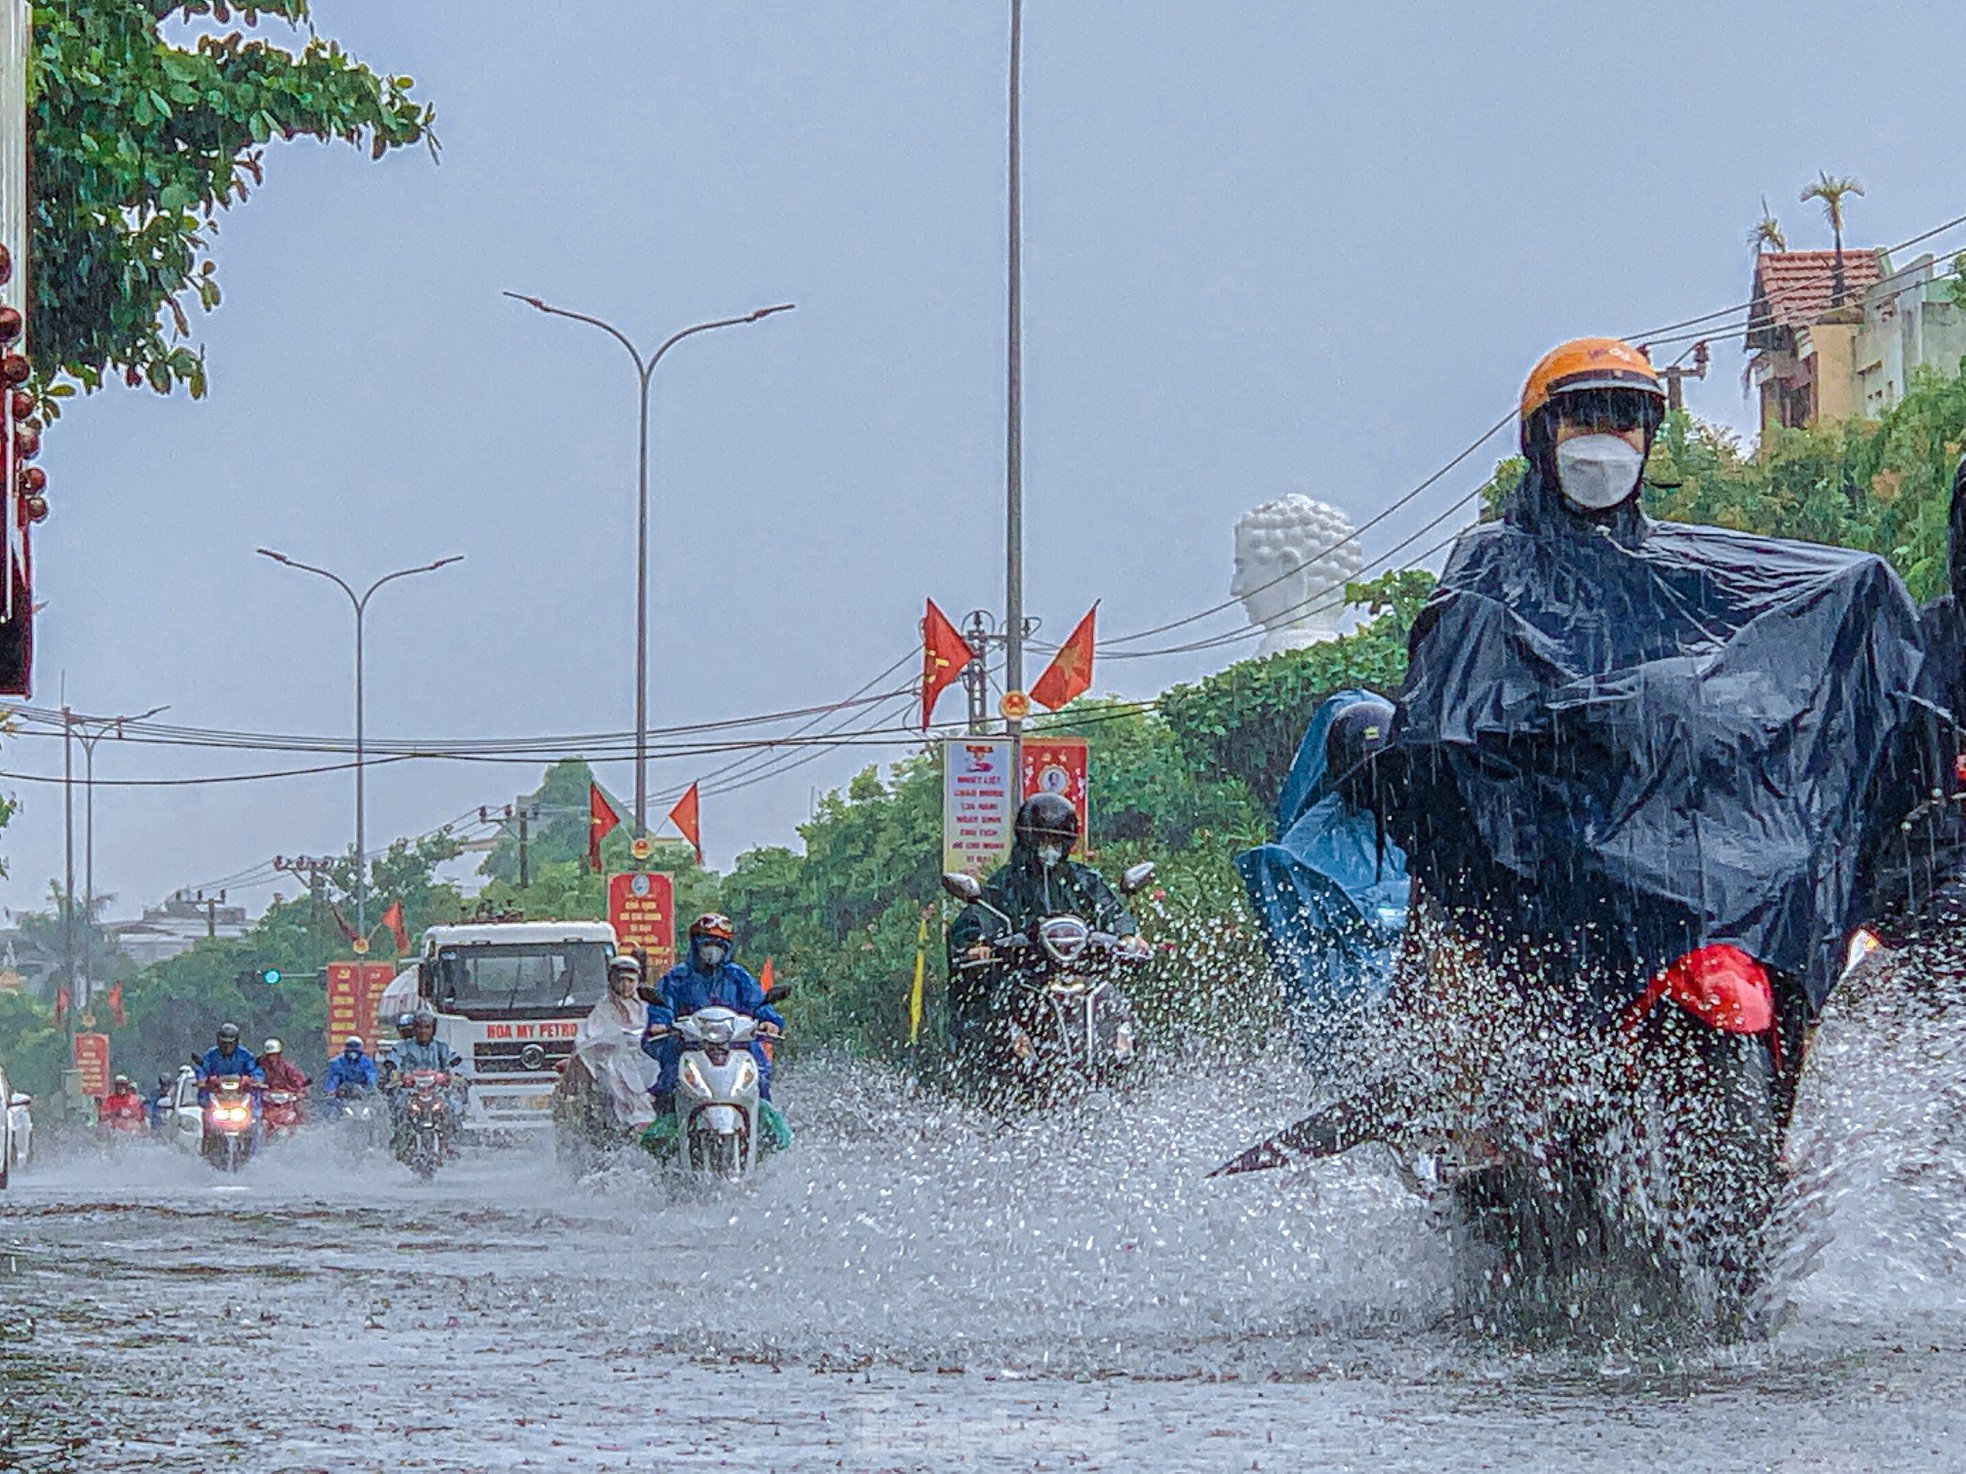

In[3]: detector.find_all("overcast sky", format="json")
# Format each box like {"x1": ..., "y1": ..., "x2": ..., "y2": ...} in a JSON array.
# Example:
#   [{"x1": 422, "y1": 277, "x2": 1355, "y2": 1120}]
[{"x1": 12, "y1": 0, "x2": 1966, "y2": 922}]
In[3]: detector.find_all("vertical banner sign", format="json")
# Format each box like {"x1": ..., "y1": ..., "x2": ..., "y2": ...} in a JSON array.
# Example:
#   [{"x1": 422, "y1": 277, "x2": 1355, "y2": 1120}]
[
  {"x1": 1020, "y1": 737, "x2": 1090, "y2": 845},
  {"x1": 326, "y1": 962, "x2": 396, "y2": 1056},
  {"x1": 73, "y1": 1032, "x2": 109, "y2": 1097},
  {"x1": 942, "y1": 736, "x2": 1015, "y2": 876},
  {"x1": 0, "y1": 0, "x2": 34, "y2": 694},
  {"x1": 608, "y1": 871, "x2": 676, "y2": 974}
]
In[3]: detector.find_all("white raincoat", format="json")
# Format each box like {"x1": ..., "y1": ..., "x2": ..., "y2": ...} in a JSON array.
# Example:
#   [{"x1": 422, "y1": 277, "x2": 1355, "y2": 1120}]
[{"x1": 570, "y1": 988, "x2": 658, "y2": 1130}]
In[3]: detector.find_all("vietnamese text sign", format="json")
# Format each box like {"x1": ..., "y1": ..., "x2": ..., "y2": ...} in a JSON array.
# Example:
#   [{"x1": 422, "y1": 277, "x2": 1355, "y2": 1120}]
[
  {"x1": 609, "y1": 871, "x2": 676, "y2": 974},
  {"x1": 326, "y1": 961, "x2": 395, "y2": 1056},
  {"x1": 1020, "y1": 736, "x2": 1090, "y2": 846},
  {"x1": 942, "y1": 737, "x2": 1015, "y2": 876},
  {"x1": 73, "y1": 1032, "x2": 109, "y2": 1096}
]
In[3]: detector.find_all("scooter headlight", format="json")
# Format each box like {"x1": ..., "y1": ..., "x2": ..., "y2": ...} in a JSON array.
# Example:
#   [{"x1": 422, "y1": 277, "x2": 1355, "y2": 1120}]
[
  {"x1": 680, "y1": 1056, "x2": 711, "y2": 1096},
  {"x1": 1112, "y1": 1022, "x2": 1136, "y2": 1061},
  {"x1": 733, "y1": 1055, "x2": 758, "y2": 1093}
]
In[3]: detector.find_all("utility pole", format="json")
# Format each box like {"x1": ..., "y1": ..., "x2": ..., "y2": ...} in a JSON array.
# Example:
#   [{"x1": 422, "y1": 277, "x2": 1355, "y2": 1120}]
[
  {"x1": 60, "y1": 698, "x2": 73, "y2": 1049},
  {"x1": 1644, "y1": 340, "x2": 1709, "y2": 412},
  {"x1": 478, "y1": 801, "x2": 542, "y2": 888},
  {"x1": 67, "y1": 704, "x2": 169, "y2": 1012},
  {"x1": 961, "y1": 610, "x2": 995, "y2": 735},
  {"x1": 1003, "y1": 0, "x2": 1025, "y2": 745}
]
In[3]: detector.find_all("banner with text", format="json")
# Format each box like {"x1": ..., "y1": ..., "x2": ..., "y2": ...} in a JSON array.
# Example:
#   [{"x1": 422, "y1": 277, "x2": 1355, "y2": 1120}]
[
  {"x1": 608, "y1": 871, "x2": 676, "y2": 974},
  {"x1": 1019, "y1": 737, "x2": 1091, "y2": 848},
  {"x1": 942, "y1": 736, "x2": 1015, "y2": 877},
  {"x1": 73, "y1": 1032, "x2": 109, "y2": 1097},
  {"x1": 326, "y1": 961, "x2": 396, "y2": 1056}
]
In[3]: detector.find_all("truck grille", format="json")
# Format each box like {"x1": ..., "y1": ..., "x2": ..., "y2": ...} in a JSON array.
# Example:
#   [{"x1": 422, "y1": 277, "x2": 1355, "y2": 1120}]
[{"x1": 473, "y1": 1039, "x2": 576, "y2": 1075}]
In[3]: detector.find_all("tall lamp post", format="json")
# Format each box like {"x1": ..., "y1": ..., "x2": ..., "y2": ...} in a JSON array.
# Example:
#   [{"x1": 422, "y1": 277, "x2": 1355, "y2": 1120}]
[
  {"x1": 503, "y1": 292, "x2": 794, "y2": 834},
  {"x1": 256, "y1": 549, "x2": 462, "y2": 938},
  {"x1": 65, "y1": 704, "x2": 169, "y2": 1007}
]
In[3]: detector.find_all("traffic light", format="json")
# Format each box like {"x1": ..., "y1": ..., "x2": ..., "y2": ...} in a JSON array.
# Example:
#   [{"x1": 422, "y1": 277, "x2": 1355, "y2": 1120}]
[{"x1": 234, "y1": 966, "x2": 283, "y2": 988}]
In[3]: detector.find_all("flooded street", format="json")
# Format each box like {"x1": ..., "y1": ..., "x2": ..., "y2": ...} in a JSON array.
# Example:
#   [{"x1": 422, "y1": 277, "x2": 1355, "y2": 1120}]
[{"x1": 3, "y1": 1021, "x2": 1965, "y2": 1474}]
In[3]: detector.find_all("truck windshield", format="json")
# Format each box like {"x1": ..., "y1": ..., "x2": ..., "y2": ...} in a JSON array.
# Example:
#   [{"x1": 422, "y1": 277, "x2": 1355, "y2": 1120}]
[{"x1": 432, "y1": 942, "x2": 610, "y2": 1014}]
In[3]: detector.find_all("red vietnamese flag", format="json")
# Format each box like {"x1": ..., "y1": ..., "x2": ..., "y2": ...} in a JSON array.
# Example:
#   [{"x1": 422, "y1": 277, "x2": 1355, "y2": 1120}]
[
  {"x1": 380, "y1": 900, "x2": 410, "y2": 956},
  {"x1": 758, "y1": 957, "x2": 774, "y2": 996},
  {"x1": 588, "y1": 781, "x2": 622, "y2": 872},
  {"x1": 921, "y1": 599, "x2": 977, "y2": 730},
  {"x1": 107, "y1": 980, "x2": 126, "y2": 1027},
  {"x1": 1030, "y1": 604, "x2": 1097, "y2": 712},
  {"x1": 668, "y1": 782, "x2": 702, "y2": 864}
]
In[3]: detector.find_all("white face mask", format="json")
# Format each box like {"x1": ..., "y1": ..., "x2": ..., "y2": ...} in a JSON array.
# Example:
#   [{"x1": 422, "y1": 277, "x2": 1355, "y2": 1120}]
[
  {"x1": 1037, "y1": 843, "x2": 1066, "y2": 868},
  {"x1": 697, "y1": 942, "x2": 728, "y2": 969},
  {"x1": 1555, "y1": 434, "x2": 1644, "y2": 511}
]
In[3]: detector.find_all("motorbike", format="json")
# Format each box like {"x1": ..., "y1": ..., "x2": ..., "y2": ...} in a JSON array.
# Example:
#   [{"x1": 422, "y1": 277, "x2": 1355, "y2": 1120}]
[
  {"x1": 260, "y1": 1089, "x2": 304, "y2": 1143},
  {"x1": 324, "y1": 1084, "x2": 386, "y2": 1156},
  {"x1": 640, "y1": 1002, "x2": 790, "y2": 1182},
  {"x1": 940, "y1": 863, "x2": 1155, "y2": 1109},
  {"x1": 394, "y1": 1070, "x2": 457, "y2": 1180},
  {"x1": 1215, "y1": 892, "x2": 1800, "y2": 1322},
  {"x1": 553, "y1": 1027, "x2": 660, "y2": 1173},
  {"x1": 201, "y1": 1076, "x2": 260, "y2": 1172},
  {"x1": 96, "y1": 1098, "x2": 150, "y2": 1141}
]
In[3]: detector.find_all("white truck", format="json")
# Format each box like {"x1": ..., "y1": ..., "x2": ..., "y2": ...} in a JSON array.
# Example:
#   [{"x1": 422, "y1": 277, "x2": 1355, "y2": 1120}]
[{"x1": 379, "y1": 920, "x2": 619, "y2": 1139}]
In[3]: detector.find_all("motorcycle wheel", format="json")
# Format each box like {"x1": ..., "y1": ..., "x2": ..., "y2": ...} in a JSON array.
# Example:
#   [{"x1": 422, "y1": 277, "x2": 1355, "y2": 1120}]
[
  {"x1": 694, "y1": 1132, "x2": 741, "y2": 1180},
  {"x1": 1636, "y1": 1025, "x2": 1781, "y2": 1301}
]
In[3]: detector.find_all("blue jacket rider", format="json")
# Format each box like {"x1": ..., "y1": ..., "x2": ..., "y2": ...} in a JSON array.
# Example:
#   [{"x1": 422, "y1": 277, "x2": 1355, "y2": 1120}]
[
  {"x1": 642, "y1": 914, "x2": 783, "y2": 1104},
  {"x1": 388, "y1": 1013, "x2": 467, "y2": 1082},
  {"x1": 199, "y1": 1023, "x2": 263, "y2": 1101},
  {"x1": 322, "y1": 1036, "x2": 379, "y2": 1098}
]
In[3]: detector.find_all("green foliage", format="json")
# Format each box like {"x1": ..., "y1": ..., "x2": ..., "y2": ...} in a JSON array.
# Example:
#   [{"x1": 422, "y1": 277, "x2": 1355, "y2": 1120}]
[
  {"x1": 28, "y1": 0, "x2": 436, "y2": 406},
  {"x1": 1154, "y1": 574, "x2": 1426, "y2": 801}
]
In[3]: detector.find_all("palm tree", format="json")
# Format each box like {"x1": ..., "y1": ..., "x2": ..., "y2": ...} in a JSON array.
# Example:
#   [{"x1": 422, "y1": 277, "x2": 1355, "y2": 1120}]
[
  {"x1": 1801, "y1": 172, "x2": 1865, "y2": 306},
  {"x1": 1748, "y1": 197, "x2": 1787, "y2": 254}
]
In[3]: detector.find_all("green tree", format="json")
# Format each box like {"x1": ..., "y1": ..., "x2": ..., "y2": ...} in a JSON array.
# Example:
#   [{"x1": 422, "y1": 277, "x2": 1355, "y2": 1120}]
[
  {"x1": 1749, "y1": 197, "x2": 1787, "y2": 254},
  {"x1": 28, "y1": 0, "x2": 435, "y2": 407},
  {"x1": 1800, "y1": 171, "x2": 1865, "y2": 307}
]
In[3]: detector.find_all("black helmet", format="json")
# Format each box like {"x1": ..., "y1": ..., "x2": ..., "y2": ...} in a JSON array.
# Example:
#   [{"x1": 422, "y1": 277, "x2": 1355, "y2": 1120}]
[
  {"x1": 1325, "y1": 697, "x2": 1396, "y2": 808},
  {"x1": 1014, "y1": 793, "x2": 1080, "y2": 856},
  {"x1": 216, "y1": 1022, "x2": 241, "y2": 1046},
  {"x1": 395, "y1": 1012, "x2": 417, "y2": 1038}
]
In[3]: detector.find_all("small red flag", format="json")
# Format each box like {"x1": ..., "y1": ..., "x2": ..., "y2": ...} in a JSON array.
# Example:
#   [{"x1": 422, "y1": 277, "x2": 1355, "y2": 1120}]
[
  {"x1": 668, "y1": 782, "x2": 702, "y2": 864},
  {"x1": 1030, "y1": 604, "x2": 1097, "y2": 712},
  {"x1": 921, "y1": 599, "x2": 977, "y2": 730},
  {"x1": 588, "y1": 781, "x2": 622, "y2": 872},
  {"x1": 758, "y1": 957, "x2": 775, "y2": 996},
  {"x1": 54, "y1": 984, "x2": 68, "y2": 1024},
  {"x1": 381, "y1": 900, "x2": 410, "y2": 956},
  {"x1": 107, "y1": 980, "x2": 126, "y2": 1027}
]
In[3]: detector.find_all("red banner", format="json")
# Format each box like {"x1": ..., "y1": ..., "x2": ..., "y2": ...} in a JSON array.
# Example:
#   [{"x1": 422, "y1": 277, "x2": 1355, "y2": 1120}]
[
  {"x1": 73, "y1": 1032, "x2": 110, "y2": 1097},
  {"x1": 608, "y1": 871, "x2": 676, "y2": 974},
  {"x1": 1021, "y1": 736, "x2": 1091, "y2": 843},
  {"x1": 326, "y1": 961, "x2": 397, "y2": 1056}
]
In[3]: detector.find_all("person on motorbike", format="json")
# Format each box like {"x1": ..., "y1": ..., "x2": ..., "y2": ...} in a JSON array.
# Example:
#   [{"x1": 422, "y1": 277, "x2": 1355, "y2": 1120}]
[
  {"x1": 378, "y1": 1012, "x2": 419, "y2": 1086},
  {"x1": 384, "y1": 1009, "x2": 468, "y2": 1147},
  {"x1": 642, "y1": 914, "x2": 783, "y2": 1117},
  {"x1": 198, "y1": 1023, "x2": 263, "y2": 1100},
  {"x1": 944, "y1": 793, "x2": 1146, "y2": 1051},
  {"x1": 148, "y1": 1074, "x2": 175, "y2": 1133},
  {"x1": 571, "y1": 955, "x2": 660, "y2": 1130},
  {"x1": 98, "y1": 1074, "x2": 147, "y2": 1132},
  {"x1": 258, "y1": 1038, "x2": 310, "y2": 1095},
  {"x1": 322, "y1": 1036, "x2": 378, "y2": 1101}
]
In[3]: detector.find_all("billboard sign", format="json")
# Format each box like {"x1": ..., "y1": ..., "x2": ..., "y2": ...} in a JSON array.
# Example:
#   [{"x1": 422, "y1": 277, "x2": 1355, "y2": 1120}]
[
  {"x1": 942, "y1": 737, "x2": 1015, "y2": 876},
  {"x1": 608, "y1": 871, "x2": 676, "y2": 974}
]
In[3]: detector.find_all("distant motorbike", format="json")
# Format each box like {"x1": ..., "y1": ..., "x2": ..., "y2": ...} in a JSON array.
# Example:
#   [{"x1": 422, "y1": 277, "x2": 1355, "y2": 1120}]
[
  {"x1": 394, "y1": 1070, "x2": 456, "y2": 1180},
  {"x1": 96, "y1": 1098, "x2": 149, "y2": 1142},
  {"x1": 260, "y1": 1089, "x2": 304, "y2": 1143},
  {"x1": 941, "y1": 863, "x2": 1155, "y2": 1109},
  {"x1": 201, "y1": 1076, "x2": 259, "y2": 1172},
  {"x1": 325, "y1": 1084, "x2": 385, "y2": 1156},
  {"x1": 641, "y1": 1003, "x2": 787, "y2": 1181}
]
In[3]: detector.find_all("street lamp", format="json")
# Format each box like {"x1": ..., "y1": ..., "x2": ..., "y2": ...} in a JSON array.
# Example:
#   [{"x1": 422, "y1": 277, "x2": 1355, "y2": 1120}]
[
  {"x1": 503, "y1": 291, "x2": 794, "y2": 834},
  {"x1": 256, "y1": 548, "x2": 462, "y2": 938},
  {"x1": 65, "y1": 704, "x2": 169, "y2": 1010}
]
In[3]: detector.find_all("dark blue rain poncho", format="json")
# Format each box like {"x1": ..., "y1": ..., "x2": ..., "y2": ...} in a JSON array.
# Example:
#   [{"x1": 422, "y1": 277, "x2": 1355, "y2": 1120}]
[
  {"x1": 1391, "y1": 465, "x2": 1926, "y2": 1012},
  {"x1": 1236, "y1": 690, "x2": 1409, "y2": 1058}
]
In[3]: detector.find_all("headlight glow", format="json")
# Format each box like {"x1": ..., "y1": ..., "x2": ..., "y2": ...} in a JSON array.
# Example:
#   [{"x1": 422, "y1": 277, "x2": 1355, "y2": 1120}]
[
  {"x1": 680, "y1": 1056, "x2": 710, "y2": 1095},
  {"x1": 733, "y1": 1056, "x2": 758, "y2": 1092}
]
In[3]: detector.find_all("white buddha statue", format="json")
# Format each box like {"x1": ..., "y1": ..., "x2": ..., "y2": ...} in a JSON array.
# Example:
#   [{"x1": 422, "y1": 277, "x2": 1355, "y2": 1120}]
[{"x1": 1230, "y1": 494, "x2": 1364, "y2": 657}]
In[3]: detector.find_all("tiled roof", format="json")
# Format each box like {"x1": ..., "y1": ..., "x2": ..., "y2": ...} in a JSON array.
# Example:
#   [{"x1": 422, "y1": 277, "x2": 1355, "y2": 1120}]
[{"x1": 1747, "y1": 249, "x2": 1886, "y2": 346}]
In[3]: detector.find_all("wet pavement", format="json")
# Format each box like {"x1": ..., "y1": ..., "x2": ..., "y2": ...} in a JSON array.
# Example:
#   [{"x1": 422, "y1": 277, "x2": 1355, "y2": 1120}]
[{"x1": 1, "y1": 1016, "x2": 1963, "y2": 1473}]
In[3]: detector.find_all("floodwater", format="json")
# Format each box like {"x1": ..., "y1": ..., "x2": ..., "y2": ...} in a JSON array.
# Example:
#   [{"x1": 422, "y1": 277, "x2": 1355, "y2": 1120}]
[{"x1": 1, "y1": 997, "x2": 1964, "y2": 1473}]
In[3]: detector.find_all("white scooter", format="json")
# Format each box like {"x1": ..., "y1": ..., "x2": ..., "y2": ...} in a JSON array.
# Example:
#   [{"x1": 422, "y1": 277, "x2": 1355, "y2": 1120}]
[{"x1": 644, "y1": 1001, "x2": 786, "y2": 1181}]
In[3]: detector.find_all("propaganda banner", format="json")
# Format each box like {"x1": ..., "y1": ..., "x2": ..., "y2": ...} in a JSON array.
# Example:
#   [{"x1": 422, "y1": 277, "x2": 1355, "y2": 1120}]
[
  {"x1": 1020, "y1": 736, "x2": 1090, "y2": 847},
  {"x1": 326, "y1": 961, "x2": 396, "y2": 1056},
  {"x1": 942, "y1": 736, "x2": 1015, "y2": 876},
  {"x1": 73, "y1": 1031, "x2": 109, "y2": 1097},
  {"x1": 608, "y1": 871, "x2": 676, "y2": 974}
]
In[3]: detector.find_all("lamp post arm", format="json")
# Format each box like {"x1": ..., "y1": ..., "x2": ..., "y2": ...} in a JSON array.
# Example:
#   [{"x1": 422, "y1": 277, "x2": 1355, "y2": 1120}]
[
  {"x1": 256, "y1": 549, "x2": 359, "y2": 612},
  {"x1": 357, "y1": 555, "x2": 465, "y2": 614},
  {"x1": 502, "y1": 292, "x2": 647, "y2": 378},
  {"x1": 645, "y1": 305, "x2": 796, "y2": 385}
]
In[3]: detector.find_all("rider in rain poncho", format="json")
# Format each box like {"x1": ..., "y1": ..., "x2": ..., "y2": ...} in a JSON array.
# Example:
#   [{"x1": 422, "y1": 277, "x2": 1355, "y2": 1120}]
[
  {"x1": 642, "y1": 914, "x2": 783, "y2": 1109},
  {"x1": 573, "y1": 954, "x2": 660, "y2": 1128}
]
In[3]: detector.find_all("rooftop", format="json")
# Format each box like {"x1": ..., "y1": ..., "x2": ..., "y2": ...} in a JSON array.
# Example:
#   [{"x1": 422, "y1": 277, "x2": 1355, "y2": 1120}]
[{"x1": 1747, "y1": 249, "x2": 1888, "y2": 349}]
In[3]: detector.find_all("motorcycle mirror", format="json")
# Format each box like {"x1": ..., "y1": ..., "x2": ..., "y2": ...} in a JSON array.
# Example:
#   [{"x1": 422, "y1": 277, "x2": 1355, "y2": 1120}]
[
  {"x1": 1118, "y1": 862, "x2": 1156, "y2": 896},
  {"x1": 940, "y1": 872, "x2": 984, "y2": 903},
  {"x1": 761, "y1": 982, "x2": 793, "y2": 1004},
  {"x1": 635, "y1": 983, "x2": 659, "y2": 1004}
]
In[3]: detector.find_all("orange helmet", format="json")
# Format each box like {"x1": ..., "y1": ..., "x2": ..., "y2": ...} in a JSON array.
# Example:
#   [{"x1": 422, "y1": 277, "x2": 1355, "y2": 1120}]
[
  {"x1": 1519, "y1": 337, "x2": 1663, "y2": 426},
  {"x1": 688, "y1": 912, "x2": 734, "y2": 944}
]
